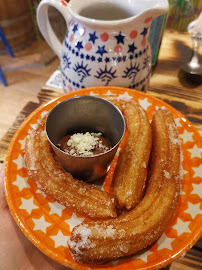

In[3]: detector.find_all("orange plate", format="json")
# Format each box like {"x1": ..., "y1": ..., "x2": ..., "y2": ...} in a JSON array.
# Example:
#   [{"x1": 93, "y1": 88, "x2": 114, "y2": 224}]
[{"x1": 5, "y1": 87, "x2": 202, "y2": 270}]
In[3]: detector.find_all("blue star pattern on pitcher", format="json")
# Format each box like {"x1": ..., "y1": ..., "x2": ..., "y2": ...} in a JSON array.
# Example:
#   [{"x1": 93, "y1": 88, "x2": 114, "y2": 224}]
[
  {"x1": 96, "y1": 46, "x2": 108, "y2": 56},
  {"x1": 114, "y1": 32, "x2": 125, "y2": 44},
  {"x1": 89, "y1": 31, "x2": 98, "y2": 44},
  {"x1": 62, "y1": 19, "x2": 153, "y2": 92}
]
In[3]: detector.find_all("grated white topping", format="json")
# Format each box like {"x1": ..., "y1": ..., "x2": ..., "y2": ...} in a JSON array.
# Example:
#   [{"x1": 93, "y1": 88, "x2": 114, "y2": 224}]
[{"x1": 67, "y1": 132, "x2": 109, "y2": 156}]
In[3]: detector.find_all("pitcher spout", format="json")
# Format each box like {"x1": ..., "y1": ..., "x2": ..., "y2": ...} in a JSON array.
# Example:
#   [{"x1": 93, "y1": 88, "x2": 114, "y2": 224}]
[{"x1": 137, "y1": 0, "x2": 169, "y2": 22}]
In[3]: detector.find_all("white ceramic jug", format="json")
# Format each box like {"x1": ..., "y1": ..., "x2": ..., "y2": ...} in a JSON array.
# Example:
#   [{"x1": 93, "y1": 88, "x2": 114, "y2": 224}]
[{"x1": 37, "y1": 0, "x2": 168, "y2": 92}]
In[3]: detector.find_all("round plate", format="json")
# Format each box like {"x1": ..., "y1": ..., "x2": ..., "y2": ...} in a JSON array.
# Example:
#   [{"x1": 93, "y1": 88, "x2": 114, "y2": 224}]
[{"x1": 5, "y1": 87, "x2": 202, "y2": 270}]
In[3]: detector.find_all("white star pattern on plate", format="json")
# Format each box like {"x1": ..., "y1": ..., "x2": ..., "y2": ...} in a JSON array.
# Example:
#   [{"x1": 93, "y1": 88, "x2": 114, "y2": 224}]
[
  {"x1": 187, "y1": 145, "x2": 202, "y2": 159},
  {"x1": 48, "y1": 202, "x2": 66, "y2": 217},
  {"x1": 155, "y1": 105, "x2": 166, "y2": 110},
  {"x1": 12, "y1": 154, "x2": 26, "y2": 170},
  {"x1": 138, "y1": 98, "x2": 152, "y2": 111},
  {"x1": 157, "y1": 233, "x2": 175, "y2": 250},
  {"x1": 116, "y1": 147, "x2": 122, "y2": 157},
  {"x1": 192, "y1": 164, "x2": 202, "y2": 178},
  {"x1": 179, "y1": 130, "x2": 194, "y2": 144},
  {"x1": 50, "y1": 230, "x2": 69, "y2": 248},
  {"x1": 105, "y1": 90, "x2": 116, "y2": 96},
  {"x1": 175, "y1": 118, "x2": 182, "y2": 127},
  {"x1": 12, "y1": 175, "x2": 30, "y2": 192},
  {"x1": 172, "y1": 218, "x2": 190, "y2": 235},
  {"x1": 118, "y1": 92, "x2": 133, "y2": 101},
  {"x1": 112, "y1": 260, "x2": 119, "y2": 266},
  {"x1": 19, "y1": 197, "x2": 38, "y2": 215},
  {"x1": 65, "y1": 213, "x2": 84, "y2": 231},
  {"x1": 18, "y1": 137, "x2": 26, "y2": 150},
  {"x1": 184, "y1": 202, "x2": 201, "y2": 219},
  {"x1": 32, "y1": 215, "x2": 52, "y2": 233},
  {"x1": 89, "y1": 91, "x2": 97, "y2": 96},
  {"x1": 191, "y1": 183, "x2": 202, "y2": 197},
  {"x1": 133, "y1": 249, "x2": 153, "y2": 263},
  {"x1": 36, "y1": 188, "x2": 47, "y2": 197}
]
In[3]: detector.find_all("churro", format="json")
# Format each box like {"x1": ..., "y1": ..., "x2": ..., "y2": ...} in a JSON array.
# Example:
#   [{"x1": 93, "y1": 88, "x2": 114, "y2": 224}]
[
  {"x1": 24, "y1": 114, "x2": 117, "y2": 220},
  {"x1": 108, "y1": 98, "x2": 152, "y2": 210},
  {"x1": 69, "y1": 108, "x2": 181, "y2": 263}
]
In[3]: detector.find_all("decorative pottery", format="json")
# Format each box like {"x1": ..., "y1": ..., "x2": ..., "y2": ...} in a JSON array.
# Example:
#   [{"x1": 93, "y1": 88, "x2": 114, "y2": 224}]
[{"x1": 37, "y1": 0, "x2": 168, "y2": 92}]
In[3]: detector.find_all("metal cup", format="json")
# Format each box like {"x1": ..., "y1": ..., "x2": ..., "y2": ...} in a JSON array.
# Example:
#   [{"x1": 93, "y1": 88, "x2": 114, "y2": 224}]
[{"x1": 46, "y1": 95, "x2": 125, "y2": 182}]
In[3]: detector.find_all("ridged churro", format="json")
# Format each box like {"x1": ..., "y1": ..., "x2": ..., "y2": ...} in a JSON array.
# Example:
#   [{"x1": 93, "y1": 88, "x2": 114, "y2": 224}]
[
  {"x1": 108, "y1": 98, "x2": 152, "y2": 210},
  {"x1": 24, "y1": 114, "x2": 117, "y2": 220},
  {"x1": 69, "y1": 108, "x2": 181, "y2": 263}
]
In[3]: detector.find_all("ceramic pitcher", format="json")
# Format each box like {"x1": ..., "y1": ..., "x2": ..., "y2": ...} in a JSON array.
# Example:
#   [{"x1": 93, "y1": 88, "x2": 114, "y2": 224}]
[{"x1": 37, "y1": 0, "x2": 168, "y2": 92}]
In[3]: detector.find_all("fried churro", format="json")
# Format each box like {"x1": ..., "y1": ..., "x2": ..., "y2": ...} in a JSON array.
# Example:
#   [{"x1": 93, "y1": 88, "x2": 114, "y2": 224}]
[
  {"x1": 108, "y1": 98, "x2": 152, "y2": 210},
  {"x1": 69, "y1": 108, "x2": 181, "y2": 263},
  {"x1": 24, "y1": 114, "x2": 117, "y2": 220}
]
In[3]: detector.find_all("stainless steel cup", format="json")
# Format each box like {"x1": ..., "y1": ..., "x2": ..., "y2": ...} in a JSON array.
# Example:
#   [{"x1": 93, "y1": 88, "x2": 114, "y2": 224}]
[{"x1": 46, "y1": 95, "x2": 125, "y2": 182}]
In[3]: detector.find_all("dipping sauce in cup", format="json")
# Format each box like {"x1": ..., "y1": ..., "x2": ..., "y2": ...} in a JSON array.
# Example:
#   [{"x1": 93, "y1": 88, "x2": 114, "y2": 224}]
[{"x1": 46, "y1": 95, "x2": 125, "y2": 182}]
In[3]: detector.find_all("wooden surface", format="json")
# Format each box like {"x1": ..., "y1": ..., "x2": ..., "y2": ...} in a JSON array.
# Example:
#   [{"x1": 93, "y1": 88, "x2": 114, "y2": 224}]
[{"x1": 0, "y1": 30, "x2": 201, "y2": 269}]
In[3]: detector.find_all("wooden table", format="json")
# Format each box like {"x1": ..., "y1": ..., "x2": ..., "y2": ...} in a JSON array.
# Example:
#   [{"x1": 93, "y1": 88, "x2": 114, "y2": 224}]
[{"x1": 0, "y1": 30, "x2": 201, "y2": 269}]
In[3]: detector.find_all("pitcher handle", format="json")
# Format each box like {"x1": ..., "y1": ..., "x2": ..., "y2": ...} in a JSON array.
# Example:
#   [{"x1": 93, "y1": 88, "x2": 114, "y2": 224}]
[{"x1": 37, "y1": 0, "x2": 71, "y2": 59}]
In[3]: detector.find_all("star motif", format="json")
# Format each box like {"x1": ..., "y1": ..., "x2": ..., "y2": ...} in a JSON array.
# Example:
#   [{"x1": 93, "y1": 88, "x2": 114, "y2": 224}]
[
  {"x1": 118, "y1": 92, "x2": 133, "y2": 102},
  {"x1": 112, "y1": 260, "x2": 119, "y2": 266},
  {"x1": 117, "y1": 56, "x2": 122, "y2": 62},
  {"x1": 18, "y1": 137, "x2": 26, "y2": 150},
  {"x1": 116, "y1": 147, "x2": 122, "y2": 156},
  {"x1": 114, "y1": 32, "x2": 125, "y2": 44},
  {"x1": 48, "y1": 202, "x2": 66, "y2": 217},
  {"x1": 12, "y1": 175, "x2": 30, "y2": 192},
  {"x1": 65, "y1": 213, "x2": 84, "y2": 231},
  {"x1": 184, "y1": 202, "x2": 201, "y2": 219},
  {"x1": 122, "y1": 56, "x2": 126, "y2": 61},
  {"x1": 75, "y1": 51, "x2": 79, "y2": 56},
  {"x1": 86, "y1": 54, "x2": 90, "y2": 60},
  {"x1": 129, "y1": 54, "x2": 133, "y2": 60},
  {"x1": 141, "y1": 27, "x2": 148, "y2": 37},
  {"x1": 105, "y1": 57, "x2": 110, "y2": 63},
  {"x1": 80, "y1": 53, "x2": 84, "y2": 59},
  {"x1": 50, "y1": 230, "x2": 69, "y2": 248},
  {"x1": 97, "y1": 57, "x2": 102, "y2": 62},
  {"x1": 105, "y1": 90, "x2": 116, "y2": 96},
  {"x1": 155, "y1": 105, "x2": 166, "y2": 110},
  {"x1": 75, "y1": 41, "x2": 83, "y2": 51},
  {"x1": 138, "y1": 98, "x2": 152, "y2": 111},
  {"x1": 12, "y1": 154, "x2": 26, "y2": 170},
  {"x1": 179, "y1": 130, "x2": 194, "y2": 144},
  {"x1": 157, "y1": 233, "x2": 175, "y2": 250},
  {"x1": 32, "y1": 215, "x2": 52, "y2": 233},
  {"x1": 91, "y1": 55, "x2": 95, "y2": 61},
  {"x1": 36, "y1": 188, "x2": 47, "y2": 197},
  {"x1": 187, "y1": 145, "x2": 202, "y2": 159},
  {"x1": 96, "y1": 45, "x2": 108, "y2": 56},
  {"x1": 175, "y1": 118, "x2": 182, "y2": 127},
  {"x1": 72, "y1": 24, "x2": 78, "y2": 33},
  {"x1": 133, "y1": 249, "x2": 153, "y2": 262},
  {"x1": 128, "y1": 42, "x2": 137, "y2": 53},
  {"x1": 89, "y1": 31, "x2": 98, "y2": 44},
  {"x1": 192, "y1": 164, "x2": 202, "y2": 178},
  {"x1": 172, "y1": 218, "x2": 190, "y2": 235},
  {"x1": 19, "y1": 197, "x2": 38, "y2": 215},
  {"x1": 89, "y1": 91, "x2": 97, "y2": 96},
  {"x1": 191, "y1": 183, "x2": 202, "y2": 197}
]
